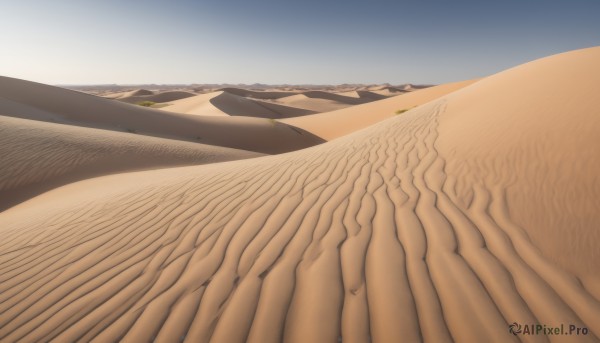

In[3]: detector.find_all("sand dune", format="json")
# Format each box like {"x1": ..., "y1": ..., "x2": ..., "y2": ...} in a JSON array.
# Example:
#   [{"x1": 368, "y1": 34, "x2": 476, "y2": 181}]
[
  {"x1": 371, "y1": 88, "x2": 409, "y2": 97},
  {"x1": 438, "y1": 47, "x2": 600, "y2": 282},
  {"x1": 0, "y1": 77, "x2": 323, "y2": 154},
  {"x1": 115, "y1": 90, "x2": 196, "y2": 104},
  {"x1": 295, "y1": 91, "x2": 369, "y2": 104},
  {"x1": 0, "y1": 47, "x2": 598, "y2": 342},
  {"x1": 337, "y1": 90, "x2": 392, "y2": 99},
  {"x1": 267, "y1": 91, "x2": 375, "y2": 112},
  {"x1": 103, "y1": 89, "x2": 155, "y2": 99},
  {"x1": 159, "y1": 92, "x2": 232, "y2": 116},
  {"x1": 272, "y1": 89, "x2": 398, "y2": 112},
  {"x1": 128, "y1": 89, "x2": 154, "y2": 96},
  {"x1": 355, "y1": 90, "x2": 389, "y2": 100},
  {"x1": 162, "y1": 91, "x2": 316, "y2": 118},
  {"x1": 163, "y1": 88, "x2": 391, "y2": 117},
  {"x1": 0, "y1": 115, "x2": 260, "y2": 210},
  {"x1": 281, "y1": 79, "x2": 477, "y2": 140},
  {"x1": 217, "y1": 87, "x2": 297, "y2": 99}
]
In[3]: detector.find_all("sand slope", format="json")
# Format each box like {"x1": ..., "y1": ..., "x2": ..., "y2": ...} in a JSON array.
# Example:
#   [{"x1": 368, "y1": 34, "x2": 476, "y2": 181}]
[
  {"x1": 281, "y1": 79, "x2": 477, "y2": 140},
  {"x1": 1, "y1": 47, "x2": 599, "y2": 342},
  {"x1": 217, "y1": 88, "x2": 297, "y2": 100},
  {"x1": 0, "y1": 115, "x2": 261, "y2": 210},
  {"x1": 438, "y1": 47, "x2": 600, "y2": 282},
  {"x1": 115, "y1": 90, "x2": 197, "y2": 104},
  {"x1": 161, "y1": 91, "x2": 316, "y2": 118},
  {"x1": 102, "y1": 89, "x2": 155, "y2": 99},
  {"x1": 162, "y1": 88, "x2": 391, "y2": 117},
  {"x1": 0, "y1": 77, "x2": 323, "y2": 154},
  {"x1": 267, "y1": 91, "x2": 376, "y2": 112}
]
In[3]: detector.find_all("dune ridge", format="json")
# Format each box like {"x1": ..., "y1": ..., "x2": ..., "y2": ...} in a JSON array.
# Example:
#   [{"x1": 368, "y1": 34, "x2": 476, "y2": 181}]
[
  {"x1": 438, "y1": 47, "x2": 600, "y2": 278},
  {"x1": 161, "y1": 87, "x2": 395, "y2": 117},
  {"x1": 0, "y1": 47, "x2": 599, "y2": 342},
  {"x1": 114, "y1": 91, "x2": 196, "y2": 104},
  {"x1": 216, "y1": 88, "x2": 297, "y2": 99},
  {"x1": 281, "y1": 79, "x2": 478, "y2": 140},
  {"x1": 0, "y1": 77, "x2": 323, "y2": 154},
  {"x1": 163, "y1": 91, "x2": 316, "y2": 118},
  {"x1": 0, "y1": 100, "x2": 597, "y2": 342},
  {"x1": 0, "y1": 115, "x2": 261, "y2": 211}
]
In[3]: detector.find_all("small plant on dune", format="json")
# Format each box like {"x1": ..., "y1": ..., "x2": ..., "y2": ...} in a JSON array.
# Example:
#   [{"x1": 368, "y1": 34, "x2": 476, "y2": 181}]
[
  {"x1": 125, "y1": 128, "x2": 137, "y2": 134},
  {"x1": 136, "y1": 101, "x2": 156, "y2": 107},
  {"x1": 395, "y1": 106, "x2": 416, "y2": 115},
  {"x1": 267, "y1": 118, "x2": 277, "y2": 127}
]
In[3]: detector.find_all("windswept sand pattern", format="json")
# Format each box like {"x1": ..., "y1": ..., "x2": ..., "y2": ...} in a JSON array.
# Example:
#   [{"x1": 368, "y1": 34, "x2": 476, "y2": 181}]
[
  {"x1": 0, "y1": 115, "x2": 260, "y2": 210},
  {"x1": 0, "y1": 76, "x2": 325, "y2": 155},
  {"x1": 1, "y1": 99, "x2": 598, "y2": 342}
]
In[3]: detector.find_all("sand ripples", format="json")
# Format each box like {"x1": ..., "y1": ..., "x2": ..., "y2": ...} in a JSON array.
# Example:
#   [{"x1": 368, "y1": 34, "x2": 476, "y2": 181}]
[{"x1": 1, "y1": 100, "x2": 598, "y2": 342}]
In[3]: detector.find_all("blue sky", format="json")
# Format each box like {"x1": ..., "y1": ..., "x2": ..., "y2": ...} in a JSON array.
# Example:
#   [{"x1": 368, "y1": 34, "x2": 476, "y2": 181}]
[{"x1": 1, "y1": 0, "x2": 599, "y2": 84}]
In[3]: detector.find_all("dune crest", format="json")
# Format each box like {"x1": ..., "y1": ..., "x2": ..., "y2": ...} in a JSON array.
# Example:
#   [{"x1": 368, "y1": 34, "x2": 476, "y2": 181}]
[
  {"x1": 161, "y1": 87, "x2": 394, "y2": 118},
  {"x1": 114, "y1": 90, "x2": 196, "y2": 104},
  {"x1": 281, "y1": 79, "x2": 477, "y2": 140},
  {"x1": 162, "y1": 91, "x2": 316, "y2": 118},
  {"x1": 0, "y1": 77, "x2": 323, "y2": 154},
  {"x1": 0, "y1": 115, "x2": 261, "y2": 211}
]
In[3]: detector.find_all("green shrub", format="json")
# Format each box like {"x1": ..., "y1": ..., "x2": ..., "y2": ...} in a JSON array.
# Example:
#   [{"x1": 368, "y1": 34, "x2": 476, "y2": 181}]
[
  {"x1": 395, "y1": 108, "x2": 410, "y2": 115},
  {"x1": 136, "y1": 101, "x2": 156, "y2": 107}
]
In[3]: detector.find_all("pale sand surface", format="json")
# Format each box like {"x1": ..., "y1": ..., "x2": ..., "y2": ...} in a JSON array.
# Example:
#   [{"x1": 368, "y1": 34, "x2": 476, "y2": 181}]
[
  {"x1": 0, "y1": 115, "x2": 261, "y2": 210},
  {"x1": 338, "y1": 90, "x2": 396, "y2": 100},
  {"x1": 264, "y1": 91, "x2": 376, "y2": 113},
  {"x1": 113, "y1": 90, "x2": 197, "y2": 104},
  {"x1": 0, "y1": 47, "x2": 598, "y2": 342},
  {"x1": 438, "y1": 47, "x2": 600, "y2": 288},
  {"x1": 161, "y1": 88, "x2": 392, "y2": 117},
  {"x1": 103, "y1": 89, "x2": 155, "y2": 99},
  {"x1": 159, "y1": 90, "x2": 316, "y2": 118},
  {"x1": 281, "y1": 79, "x2": 477, "y2": 140},
  {"x1": 0, "y1": 77, "x2": 323, "y2": 154}
]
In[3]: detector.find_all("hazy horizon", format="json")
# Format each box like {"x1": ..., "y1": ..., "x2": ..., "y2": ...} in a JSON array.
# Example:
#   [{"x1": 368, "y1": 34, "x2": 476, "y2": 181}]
[
  {"x1": 54, "y1": 82, "x2": 432, "y2": 87},
  {"x1": 2, "y1": 0, "x2": 599, "y2": 85}
]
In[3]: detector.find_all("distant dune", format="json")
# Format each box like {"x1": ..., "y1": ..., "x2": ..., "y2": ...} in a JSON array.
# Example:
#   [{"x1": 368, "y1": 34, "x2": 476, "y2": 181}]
[
  {"x1": 0, "y1": 77, "x2": 323, "y2": 154},
  {"x1": 336, "y1": 90, "x2": 391, "y2": 100},
  {"x1": 162, "y1": 90, "x2": 316, "y2": 118},
  {"x1": 0, "y1": 115, "x2": 260, "y2": 210},
  {"x1": 217, "y1": 87, "x2": 297, "y2": 99},
  {"x1": 161, "y1": 87, "x2": 393, "y2": 117},
  {"x1": 125, "y1": 89, "x2": 154, "y2": 97},
  {"x1": 102, "y1": 89, "x2": 155, "y2": 99},
  {"x1": 268, "y1": 92, "x2": 361, "y2": 112},
  {"x1": 114, "y1": 90, "x2": 197, "y2": 104},
  {"x1": 281, "y1": 79, "x2": 477, "y2": 140},
  {"x1": 0, "y1": 47, "x2": 598, "y2": 342}
]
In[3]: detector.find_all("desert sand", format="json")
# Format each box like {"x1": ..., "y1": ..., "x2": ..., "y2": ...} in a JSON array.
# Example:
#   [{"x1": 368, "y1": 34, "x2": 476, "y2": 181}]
[
  {"x1": 159, "y1": 88, "x2": 392, "y2": 118},
  {"x1": 0, "y1": 47, "x2": 599, "y2": 342},
  {"x1": 0, "y1": 115, "x2": 261, "y2": 210},
  {"x1": 282, "y1": 79, "x2": 477, "y2": 140},
  {"x1": 0, "y1": 77, "x2": 323, "y2": 154},
  {"x1": 159, "y1": 90, "x2": 317, "y2": 118},
  {"x1": 107, "y1": 90, "x2": 197, "y2": 104}
]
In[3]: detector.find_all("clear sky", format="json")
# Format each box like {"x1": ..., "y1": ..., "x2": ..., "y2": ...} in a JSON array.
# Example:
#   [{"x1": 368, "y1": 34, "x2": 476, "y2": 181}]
[{"x1": 1, "y1": 0, "x2": 599, "y2": 85}]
